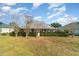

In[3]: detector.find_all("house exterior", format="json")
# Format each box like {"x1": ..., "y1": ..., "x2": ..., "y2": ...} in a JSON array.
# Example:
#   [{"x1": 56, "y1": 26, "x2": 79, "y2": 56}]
[
  {"x1": 0, "y1": 23, "x2": 14, "y2": 33},
  {"x1": 0, "y1": 21, "x2": 56, "y2": 36},
  {"x1": 62, "y1": 22, "x2": 79, "y2": 35},
  {"x1": 23, "y1": 20, "x2": 56, "y2": 36}
]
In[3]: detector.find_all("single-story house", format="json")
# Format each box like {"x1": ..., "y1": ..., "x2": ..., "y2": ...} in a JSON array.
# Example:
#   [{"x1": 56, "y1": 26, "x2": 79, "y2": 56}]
[
  {"x1": 62, "y1": 22, "x2": 79, "y2": 35},
  {"x1": 23, "y1": 21, "x2": 57, "y2": 36},
  {"x1": 0, "y1": 21, "x2": 57, "y2": 36}
]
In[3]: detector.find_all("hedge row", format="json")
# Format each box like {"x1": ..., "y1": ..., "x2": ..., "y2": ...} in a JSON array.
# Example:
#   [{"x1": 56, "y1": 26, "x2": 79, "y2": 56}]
[
  {"x1": 9, "y1": 31, "x2": 69, "y2": 37},
  {"x1": 40, "y1": 32, "x2": 69, "y2": 36}
]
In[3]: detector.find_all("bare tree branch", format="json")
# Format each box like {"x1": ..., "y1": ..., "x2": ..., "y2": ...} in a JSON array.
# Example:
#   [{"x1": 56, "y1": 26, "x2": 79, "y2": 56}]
[{"x1": 23, "y1": 15, "x2": 33, "y2": 37}]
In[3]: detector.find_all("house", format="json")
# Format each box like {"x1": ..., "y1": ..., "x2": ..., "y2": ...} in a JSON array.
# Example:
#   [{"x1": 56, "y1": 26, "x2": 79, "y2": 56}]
[
  {"x1": 62, "y1": 22, "x2": 79, "y2": 35},
  {"x1": 23, "y1": 20, "x2": 56, "y2": 36},
  {"x1": 0, "y1": 23, "x2": 14, "y2": 33},
  {"x1": 0, "y1": 21, "x2": 56, "y2": 36}
]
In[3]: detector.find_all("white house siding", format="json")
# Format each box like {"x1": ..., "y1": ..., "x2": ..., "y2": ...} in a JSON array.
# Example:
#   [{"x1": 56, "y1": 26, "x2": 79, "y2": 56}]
[{"x1": 0, "y1": 28, "x2": 14, "y2": 33}]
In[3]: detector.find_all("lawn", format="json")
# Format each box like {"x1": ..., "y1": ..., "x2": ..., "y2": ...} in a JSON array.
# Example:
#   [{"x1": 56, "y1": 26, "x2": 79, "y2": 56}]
[{"x1": 0, "y1": 36, "x2": 79, "y2": 56}]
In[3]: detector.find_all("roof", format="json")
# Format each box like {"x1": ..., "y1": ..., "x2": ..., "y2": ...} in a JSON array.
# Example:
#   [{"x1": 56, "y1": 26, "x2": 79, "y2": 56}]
[
  {"x1": 62, "y1": 22, "x2": 79, "y2": 31},
  {"x1": 0, "y1": 22, "x2": 13, "y2": 28},
  {"x1": 0, "y1": 21, "x2": 55, "y2": 29},
  {"x1": 26, "y1": 20, "x2": 55, "y2": 29}
]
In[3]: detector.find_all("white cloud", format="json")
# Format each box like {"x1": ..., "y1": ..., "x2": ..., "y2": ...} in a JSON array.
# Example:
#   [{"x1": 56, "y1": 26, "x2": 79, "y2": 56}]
[
  {"x1": 32, "y1": 3, "x2": 43, "y2": 9},
  {"x1": 48, "y1": 14, "x2": 55, "y2": 19},
  {"x1": 47, "y1": 5, "x2": 66, "y2": 19},
  {"x1": 34, "y1": 16, "x2": 42, "y2": 19},
  {"x1": 64, "y1": 14, "x2": 69, "y2": 17},
  {"x1": 53, "y1": 5, "x2": 66, "y2": 12},
  {"x1": 13, "y1": 7, "x2": 31, "y2": 16},
  {"x1": 4, "y1": 3, "x2": 16, "y2": 6},
  {"x1": 48, "y1": 12, "x2": 62, "y2": 19},
  {"x1": 48, "y1": 3, "x2": 79, "y2": 26},
  {"x1": 2, "y1": 6, "x2": 11, "y2": 12},
  {"x1": 56, "y1": 15, "x2": 79, "y2": 26},
  {"x1": 48, "y1": 3, "x2": 64, "y2": 9},
  {"x1": 0, "y1": 13, "x2": 5, "y2": 18},
  {"x1": 1, "y1": 6, "x2": 30, "y2": 15},
  {"x1": 34, "y1": 16, "x2": 43, "y2": 21},
  {"x1": 47, "y1": 12, "x2": 50, "y2": 15},
  {"x1": 14, "y1": 7, "x2": 30, "y2": 13}
]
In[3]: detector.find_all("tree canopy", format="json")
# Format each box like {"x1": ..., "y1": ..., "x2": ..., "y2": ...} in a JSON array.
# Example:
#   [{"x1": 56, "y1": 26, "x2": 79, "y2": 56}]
[{"x1": 51, "y1": 23, "x2": 62, "y2": 28}]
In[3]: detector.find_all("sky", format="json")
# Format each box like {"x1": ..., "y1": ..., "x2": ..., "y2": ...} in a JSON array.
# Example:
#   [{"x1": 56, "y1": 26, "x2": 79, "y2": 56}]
[{"x1": 0, "y1": 3, "x2": 79, "y2": 27}]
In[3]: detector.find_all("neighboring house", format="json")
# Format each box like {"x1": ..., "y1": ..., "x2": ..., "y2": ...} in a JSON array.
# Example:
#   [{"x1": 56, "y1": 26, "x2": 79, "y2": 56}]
[
  {"x1": 0, "y1": 23, "x2": 14, "y2": 33},
  {"x1": 62, "y1": 22, "x2": 79, "y2": 35}
]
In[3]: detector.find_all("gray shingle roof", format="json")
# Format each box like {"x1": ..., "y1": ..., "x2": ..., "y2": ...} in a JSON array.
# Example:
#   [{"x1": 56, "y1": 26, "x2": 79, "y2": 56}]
[
  {"x1": 28, "y1": 20, "x2": 55, "y2": 29},
  {"x1": 0, "y1": 21, "x2": 55, "y2": 29},
  {"x1": 0, "y1": 22, "x2": 13, "y2": 28},
  {"x1": 0, "y1": 23, "x2": 9, "y2": 28},
  {"x1": 62, "y1": 22, "x2": 79, "y2": 31}
]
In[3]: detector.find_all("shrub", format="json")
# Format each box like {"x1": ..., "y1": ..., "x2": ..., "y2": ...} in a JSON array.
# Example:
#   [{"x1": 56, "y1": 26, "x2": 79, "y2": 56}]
[
  {"x1": 40, "y1": 31, "x2": 69, "y2": 36},
  {"x1": 28, "y1": 32, "x2": 37, "y2": 36},
  {"x1": 64, "y1": 30, "x2": 69, "y2": 33},
  {"x1": 1, "y1": 33, "x2": 8, "y2": 36},
  {"x1": 9, "y1": 31, "x2": 16, "y2": 36},
  {"x1": 9, "y1": 29, "x2": 69, "y2": 37},
  {"x1": 74, "y1": 34, "x2": 79, "y2": 36},
  {"x1": 18, "y1": 29, "x2": 26, "y2": 37}
]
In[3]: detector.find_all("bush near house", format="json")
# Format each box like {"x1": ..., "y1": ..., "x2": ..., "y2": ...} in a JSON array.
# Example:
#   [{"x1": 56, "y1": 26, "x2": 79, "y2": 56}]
[
  {"x1": 28, "y1": 31, "x2": 69, "y2": 36},
  {"x1": 9, "y1": 29, "x2": 37, "y2": 37},
  {"x1": 9, "y1": 29, "x2": 26, "y2": 37},
  {"x1": 74, "y1": 34, "x2": 79, "y2": 36},
  {"x1": 40, "y1": 31, "x2": 69, "y2": 36},
  {"x1": 18, "y1": 29, "x2": 26, "y2": 36},
  {"x1": 28, "y1": 32, "x2": 37, "y2": 36},
  {"x1": 9, "y1": 31, "x2": 16, "y2": 36},
  {"x1": 9, "y1": 29, "x2": 69, "y2": 37},
  {"x1": 0, "y1": 33, "x2": 8, "y2": 36}
]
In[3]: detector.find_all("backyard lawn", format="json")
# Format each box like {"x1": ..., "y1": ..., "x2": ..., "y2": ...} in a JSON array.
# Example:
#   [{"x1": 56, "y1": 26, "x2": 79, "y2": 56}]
[{"x1": 0, "y1": 36, "x2": 79, "y2": 56}]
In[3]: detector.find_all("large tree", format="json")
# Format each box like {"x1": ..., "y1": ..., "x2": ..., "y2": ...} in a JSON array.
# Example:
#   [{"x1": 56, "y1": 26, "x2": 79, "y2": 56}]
[
  {"x1": 9, "y1": 21, "x2": 20, "y2": 37},
  {"x1": 51, "y1": 23, "x2": 62, "y2": 28},
  {"x1": 23, "y1": 15, "x2": 33, "y2": 37},
  {"x1": 10, "y1": 13, "x2": 20, "y2": 37}
]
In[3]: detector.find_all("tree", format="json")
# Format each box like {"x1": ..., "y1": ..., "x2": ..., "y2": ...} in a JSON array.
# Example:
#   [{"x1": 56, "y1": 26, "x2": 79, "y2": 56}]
[
  {"x1": 23, "y1": 15, "x2": 33, "y2": 37},
  {"x1": 50, "y1": 23, "x2": 62, "y2": 28},
  {"x1": 9, "y1": 21, "x2": 20, "y2": 37},
  {"x1": 11, "y1": 13, "x2": 20, "y2": 37}
]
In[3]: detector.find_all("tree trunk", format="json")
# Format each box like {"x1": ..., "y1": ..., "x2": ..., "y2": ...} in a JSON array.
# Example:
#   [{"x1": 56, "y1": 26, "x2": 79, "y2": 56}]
[
  {"x1": 26, "y1": 32, "x2": 29, "y2": 37},
  {"x1": 25, "y1": 29, "x2": 30, "y2": 37},
  {"x1": 15, "y1": 33, "x2": 18, "y2": 37},
  {"x1": 37, "y1": 32, "x2": 40, "y2": 37},
  {"x1": 26, "y1": 33, "x2": 28, "y2": 37}
]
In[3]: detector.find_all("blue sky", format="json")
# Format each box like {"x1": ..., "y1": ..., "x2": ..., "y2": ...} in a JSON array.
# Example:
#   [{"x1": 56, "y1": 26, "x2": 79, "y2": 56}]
[{"x1": 0, "y1": 3, "x2": 79, "y2": 26}]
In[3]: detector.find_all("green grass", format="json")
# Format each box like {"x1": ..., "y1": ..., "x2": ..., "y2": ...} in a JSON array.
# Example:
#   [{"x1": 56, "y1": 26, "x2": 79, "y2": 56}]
[{"x1": 0, "y1": 36, "x2": 79, "y2": 56}]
